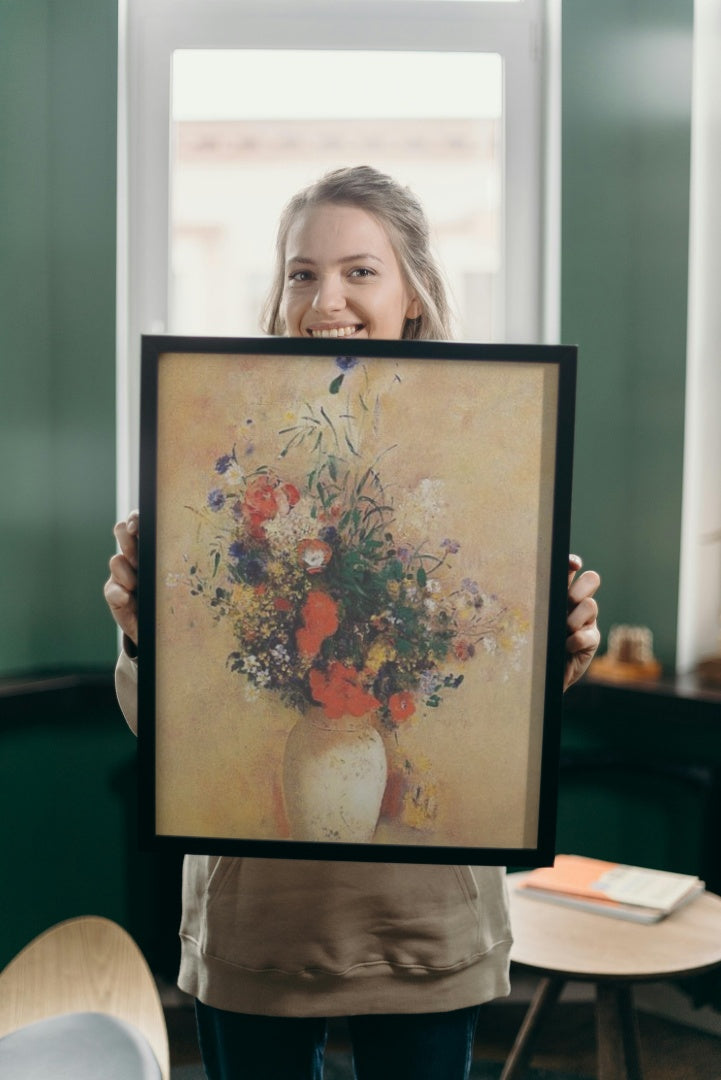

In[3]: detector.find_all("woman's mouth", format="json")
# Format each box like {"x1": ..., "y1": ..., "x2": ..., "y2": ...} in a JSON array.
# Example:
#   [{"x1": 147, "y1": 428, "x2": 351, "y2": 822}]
[{"x1": 307, "y1": 324, "x2": 363, "y2": 339}]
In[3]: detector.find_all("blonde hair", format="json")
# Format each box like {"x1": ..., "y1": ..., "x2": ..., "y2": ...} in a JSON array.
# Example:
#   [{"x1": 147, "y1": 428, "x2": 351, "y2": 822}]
[{"x1": 262, "y1": 165, "x2": 453, "y2": 341}]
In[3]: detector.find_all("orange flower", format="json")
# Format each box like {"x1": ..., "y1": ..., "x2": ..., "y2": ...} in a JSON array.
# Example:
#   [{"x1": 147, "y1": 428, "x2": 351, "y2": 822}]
[
  {"x1": 297, "y1": 538, "x2": 333, "y2": 574},
  {"x1": 388, "y1": 691, "x2": 416, "y2": 724},
  {"x1": 242, "y1": 476, "x2": 300, "y2": 538},
  {"x1": 309, "y1": 661, "x2": 381, "y2": 719},
  {"x1": 278, "y1": 482, "x2": 300, "y2": 511},
  {"x1": 296, "y1": 590, "x2": 339, "y2": 656}
]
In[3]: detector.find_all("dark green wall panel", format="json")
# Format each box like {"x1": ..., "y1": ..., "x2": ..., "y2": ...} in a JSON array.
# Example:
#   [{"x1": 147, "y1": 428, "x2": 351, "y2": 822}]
[
  {"x1": 562, "y1": 0, "x2": 693, "y2": 669},
  {"x1": 0, "y1": 0, "x2": 118, "y2": 675}
]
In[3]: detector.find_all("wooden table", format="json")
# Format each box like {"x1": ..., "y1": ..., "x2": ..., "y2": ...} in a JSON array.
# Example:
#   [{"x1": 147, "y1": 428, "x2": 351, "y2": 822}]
[{"x1": 503, "y1": 873, "x2": 721, "y2": 1080}]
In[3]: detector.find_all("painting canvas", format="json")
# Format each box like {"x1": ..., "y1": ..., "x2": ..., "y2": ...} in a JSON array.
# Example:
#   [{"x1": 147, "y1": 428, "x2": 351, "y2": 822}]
[{"x1": 138, "y1": 336, "x2": 576, "y2": 864}]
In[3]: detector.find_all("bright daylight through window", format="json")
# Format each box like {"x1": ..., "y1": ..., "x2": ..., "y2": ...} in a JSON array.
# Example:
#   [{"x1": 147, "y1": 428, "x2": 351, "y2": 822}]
[{"x1": 170, "y1": 50, "x2": 503, "y2": 343}]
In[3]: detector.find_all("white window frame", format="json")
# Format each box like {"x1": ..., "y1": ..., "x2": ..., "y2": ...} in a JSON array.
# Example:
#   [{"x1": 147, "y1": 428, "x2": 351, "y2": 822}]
[
  {"x1": 117, "y1": 0, "x2": 558, "y2": 513},
  {"x1": 676, "y1": 0, "x2": 721, "y2": 674}
]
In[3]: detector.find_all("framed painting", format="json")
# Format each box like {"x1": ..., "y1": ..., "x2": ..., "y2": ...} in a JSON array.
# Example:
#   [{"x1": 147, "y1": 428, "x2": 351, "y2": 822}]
[{"x1": 137, "y1": 336, "x2": 576, "y2": 865}]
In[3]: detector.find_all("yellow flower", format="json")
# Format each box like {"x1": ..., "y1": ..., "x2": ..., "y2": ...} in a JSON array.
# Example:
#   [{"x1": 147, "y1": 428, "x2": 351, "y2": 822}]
[
  {"x1": 231, "y1": 583, "x2": 256, "y2": 611},
  {"x1": 365, "y1": 637, "x2": 397, "y2": 674},
  {"x1": 386, "y1": 580, "x2": 401, "y2": 600}
]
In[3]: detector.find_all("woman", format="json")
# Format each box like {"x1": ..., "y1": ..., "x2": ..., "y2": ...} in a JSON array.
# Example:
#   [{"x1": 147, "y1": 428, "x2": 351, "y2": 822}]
[{"x1": 106, "y1": 166, "x2": 600, "y2": 1080}]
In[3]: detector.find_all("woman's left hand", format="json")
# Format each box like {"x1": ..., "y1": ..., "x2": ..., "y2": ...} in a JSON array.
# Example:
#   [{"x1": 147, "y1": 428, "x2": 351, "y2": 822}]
[{"x1": 564, "y1": 554, "x2": 601, "y2": 691}]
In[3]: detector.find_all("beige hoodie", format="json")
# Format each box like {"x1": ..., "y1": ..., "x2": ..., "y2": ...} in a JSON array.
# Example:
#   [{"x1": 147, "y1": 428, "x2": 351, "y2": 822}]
[{"x1": 116, "y1": 650, "x2": 512, "y2": 1016}]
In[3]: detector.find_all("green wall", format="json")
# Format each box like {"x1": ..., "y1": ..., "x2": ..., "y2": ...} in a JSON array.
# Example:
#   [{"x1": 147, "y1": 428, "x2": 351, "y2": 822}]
[
  {"x1": 0, "y1": 0, "x2": 118, "y2": 676},
  {"x1": 562, "y1": 0, "x2": 693, "y2": 669}
]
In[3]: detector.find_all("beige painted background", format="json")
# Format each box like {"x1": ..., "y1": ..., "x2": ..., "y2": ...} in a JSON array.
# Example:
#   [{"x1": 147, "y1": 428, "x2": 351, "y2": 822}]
[{"x1": 153, "y1": 351, "x2": 558, "y2": 850}]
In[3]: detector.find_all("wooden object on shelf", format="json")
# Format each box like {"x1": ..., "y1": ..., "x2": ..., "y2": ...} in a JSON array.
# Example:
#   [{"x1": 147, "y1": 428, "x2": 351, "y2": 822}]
[
  {"x1": 696, "y1": 654, "x2": 721, "y2": 689},
  {"x1": 591, "y1": 624, "x2": 662, "y2": 683}
]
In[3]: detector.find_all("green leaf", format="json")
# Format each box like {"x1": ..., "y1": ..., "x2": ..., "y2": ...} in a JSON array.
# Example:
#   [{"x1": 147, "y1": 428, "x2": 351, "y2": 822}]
[
  {"x1": 329, "y1": 373, "x2": 345, "y2": 394},
  {"x1": 417, "y1": 567, "x2": 427, "y2": 588}
]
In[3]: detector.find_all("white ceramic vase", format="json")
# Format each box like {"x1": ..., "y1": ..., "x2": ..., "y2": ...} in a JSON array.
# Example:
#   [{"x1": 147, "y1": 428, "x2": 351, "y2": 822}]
[{"x1": 282, "y1": 710, "x2": 387, "y2": 843}]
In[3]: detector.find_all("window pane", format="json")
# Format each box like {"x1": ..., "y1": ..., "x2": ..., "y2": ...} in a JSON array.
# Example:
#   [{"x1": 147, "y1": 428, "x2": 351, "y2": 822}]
[{"x1": 170, "y1": 50, "x2": 503, "y2": 340}]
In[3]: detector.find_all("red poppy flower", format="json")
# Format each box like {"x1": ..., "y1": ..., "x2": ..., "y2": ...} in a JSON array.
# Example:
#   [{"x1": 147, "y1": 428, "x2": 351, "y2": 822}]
[
  {"x1": 388, "y1": 691, "x2": 416, "y2": 724},
  {"x1": 278, "y1": 482, "x2": 301, "y2": 512},
  {"x1": 241, "y1": 476, "x2": 300, "y2": 538},
  {"x1": 309, "y1": 661, "x2": 381, "y2": 720},
  {"x1": 296, "y1": 591, "x2": 339, "y2": 656}
]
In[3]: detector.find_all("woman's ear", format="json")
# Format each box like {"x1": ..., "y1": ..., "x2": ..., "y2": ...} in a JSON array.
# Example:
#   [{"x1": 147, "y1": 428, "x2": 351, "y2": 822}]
[{"x1": 406, "y1": 296, "x2": 422, "y2": 320}]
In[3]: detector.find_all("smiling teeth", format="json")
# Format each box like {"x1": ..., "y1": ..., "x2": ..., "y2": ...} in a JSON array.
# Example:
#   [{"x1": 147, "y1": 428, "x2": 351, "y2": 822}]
[{"x1": 310, "y1": 326, "x2": 359, "y2": 338}]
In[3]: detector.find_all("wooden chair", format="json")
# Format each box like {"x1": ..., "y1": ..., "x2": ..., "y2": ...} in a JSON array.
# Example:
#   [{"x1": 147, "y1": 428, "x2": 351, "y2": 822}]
[{"x1": 0, "y1": 915, "x2": 169, "y2": 1079}]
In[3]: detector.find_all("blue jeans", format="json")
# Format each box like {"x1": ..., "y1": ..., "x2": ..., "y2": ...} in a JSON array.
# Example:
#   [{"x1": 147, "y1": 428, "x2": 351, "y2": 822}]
[{"x1": 195, "y1": 1000, "x2": 481, "y2": 1080}]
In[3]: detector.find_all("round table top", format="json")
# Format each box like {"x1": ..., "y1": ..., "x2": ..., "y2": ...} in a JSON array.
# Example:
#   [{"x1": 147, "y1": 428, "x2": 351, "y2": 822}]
[{"x1": 508, "y1": 871, "x2": 721, "y2": 981}]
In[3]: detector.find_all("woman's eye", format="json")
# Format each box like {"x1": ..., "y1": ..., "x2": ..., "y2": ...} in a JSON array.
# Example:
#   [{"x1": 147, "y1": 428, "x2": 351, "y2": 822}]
[
  {"x1": 349, "y1": 267, "x2": 375, "y2": 279},
  {"x1": 288, "y1": 270, "x2": 313, "y2": 283}
]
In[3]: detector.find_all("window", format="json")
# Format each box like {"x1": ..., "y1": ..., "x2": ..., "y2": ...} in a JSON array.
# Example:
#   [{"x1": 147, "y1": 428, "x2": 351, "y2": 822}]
[
  {"x1": 118, "y1": 0, "x2": 556, "y2": 510},
  {"x1": 170, "y1": 49, "x2": 503, "y2": 340}
]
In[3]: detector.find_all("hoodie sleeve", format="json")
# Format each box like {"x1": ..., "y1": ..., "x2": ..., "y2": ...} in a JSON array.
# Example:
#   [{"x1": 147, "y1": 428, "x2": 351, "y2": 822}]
[{"x1": 115, "y1": 643, "x2": 139, "y2": 736}]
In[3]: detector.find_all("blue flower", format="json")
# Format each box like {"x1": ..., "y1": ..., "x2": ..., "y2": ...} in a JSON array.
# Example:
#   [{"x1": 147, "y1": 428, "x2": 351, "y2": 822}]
[
  {"x1": 229, "y1": 541, "x2": 266, "y2": 585},
  {"x1": 319, "y1": 525, "x2": 339, "y2": 545},
  {"x1": 215, "y1": 453, "x2": 235, "y2": 474},
  {"x1": 207, "y1": 489, "x2": 226, "y2": 511},
  {"x1": 441, "y1": 538, "x2": 461, "y2": 554},
  {"x1": 244, "y1": 558, "x2": 266, "y2": 585},
  {"x1": 335, "y1": 356, "x2": 359, "y2": 372}
]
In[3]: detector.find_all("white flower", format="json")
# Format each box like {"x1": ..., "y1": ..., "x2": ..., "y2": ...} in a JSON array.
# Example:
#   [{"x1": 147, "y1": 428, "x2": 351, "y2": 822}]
[
  {"x1": 394, "y1": 478, "x2": 447, "y2": 537},
  {"x1": 263, "y1": 499, "x2": 317, "y2": 555},
  {"x1": 219, "y1": 462, "x2": 245, "y2": 487}
]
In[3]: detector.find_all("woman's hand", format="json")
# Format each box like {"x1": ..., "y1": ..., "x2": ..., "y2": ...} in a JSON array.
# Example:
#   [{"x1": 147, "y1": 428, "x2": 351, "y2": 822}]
[
  {"x1": 103, "y1": 510, "x2": 139, "y2": 647},
  {"x1": 564, "y1": 554, "x2": 601, "y2": 691}
]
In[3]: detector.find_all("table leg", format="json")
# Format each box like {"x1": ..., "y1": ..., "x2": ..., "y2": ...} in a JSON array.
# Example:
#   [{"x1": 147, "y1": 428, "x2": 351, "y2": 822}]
[
  {"x1": 596, "y1": 982, "x2": 643, "y2": 1080},
  {"x1": 499, "y1": 976, "x2": 565, "y2": 1080}
]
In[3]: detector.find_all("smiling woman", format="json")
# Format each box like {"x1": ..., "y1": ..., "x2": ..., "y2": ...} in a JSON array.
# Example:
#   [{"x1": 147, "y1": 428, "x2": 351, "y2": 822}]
[
  {"x1": 263, "y1": 167, "x2": 451, "y2": 341},
  {"x1": 282, "y1": 205, "x2": 420, "y2": 340}
]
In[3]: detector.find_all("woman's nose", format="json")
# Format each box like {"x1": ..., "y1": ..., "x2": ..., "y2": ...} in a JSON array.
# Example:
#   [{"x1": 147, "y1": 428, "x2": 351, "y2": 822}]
[{"x1": 312, "y1": 274, "x2": 345, "y2": 314}]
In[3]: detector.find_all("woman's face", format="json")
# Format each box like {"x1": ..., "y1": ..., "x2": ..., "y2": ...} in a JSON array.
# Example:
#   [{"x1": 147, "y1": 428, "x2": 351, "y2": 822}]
[{"x1": 280, "y1": 203, "x2": 421, "y2": 341}]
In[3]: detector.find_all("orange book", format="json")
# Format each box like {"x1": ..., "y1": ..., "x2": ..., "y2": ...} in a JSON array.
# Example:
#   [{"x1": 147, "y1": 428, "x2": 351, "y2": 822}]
[{"x1": 517, "y1": 855, "x2": 703, "y2": 923}]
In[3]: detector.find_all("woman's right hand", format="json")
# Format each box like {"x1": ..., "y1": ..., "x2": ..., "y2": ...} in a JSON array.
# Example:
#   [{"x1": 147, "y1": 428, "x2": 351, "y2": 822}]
[{"x1": 104, "y1": 510, "x2": 139, "y2": 646}]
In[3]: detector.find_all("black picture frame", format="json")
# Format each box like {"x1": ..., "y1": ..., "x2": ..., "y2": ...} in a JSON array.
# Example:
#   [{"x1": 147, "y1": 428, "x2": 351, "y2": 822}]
[{"x1": 138, "y1": 335, "x2": 576, "y2": 865}]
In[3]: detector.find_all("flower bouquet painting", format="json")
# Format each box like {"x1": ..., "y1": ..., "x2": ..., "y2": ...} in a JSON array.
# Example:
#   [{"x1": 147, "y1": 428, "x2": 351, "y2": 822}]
[{"x1": 143, "y1": 338, "x2": 575, "y2": 863}]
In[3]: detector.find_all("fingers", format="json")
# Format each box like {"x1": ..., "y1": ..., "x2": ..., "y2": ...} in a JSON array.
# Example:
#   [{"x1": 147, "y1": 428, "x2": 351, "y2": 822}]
[
  {"x1": 566, "y1": 591, "x2": 599, "y2": 637},
  {"x1": 567, "y1": 553, "x2": 583, "y2": 588},
  {"x1": 103, "y1": 576, "x2": 139, "y2": 643},
  {"x1": 105, "y1": 511, "x2": 140, "y2": 645},
  {"x1": 568, "y1": 567, "x2": 601, "y2": 610},
  {"x1": 565, "y1": 623, "x2": 601, "y2": 659},
  {"x1": 564, "y1": 558, "x2": 601, "y2": 690},
  {"x1": 113, "y1": 510, "x2": 139, "y2": 568}
]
